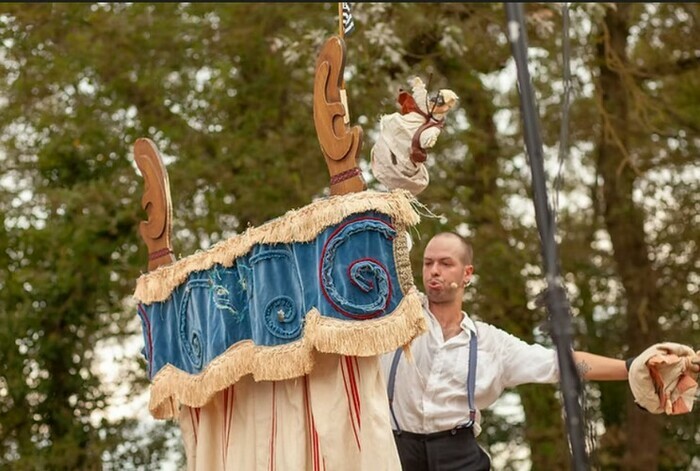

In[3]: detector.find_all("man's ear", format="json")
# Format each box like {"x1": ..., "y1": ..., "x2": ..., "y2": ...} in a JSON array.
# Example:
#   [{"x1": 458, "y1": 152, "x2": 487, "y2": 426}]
[{"x1": 463, "y1": 265, "x2": 474, "y2": 285}]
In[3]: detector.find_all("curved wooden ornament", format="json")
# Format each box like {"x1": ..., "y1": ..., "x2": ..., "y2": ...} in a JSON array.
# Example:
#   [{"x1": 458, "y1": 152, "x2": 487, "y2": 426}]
[
  {"x1": 134, "y1": 138, "x2": 176, "y2": 272},
  {"x1": 313, "y1": 36, "x2": 366, "y2": 195}
]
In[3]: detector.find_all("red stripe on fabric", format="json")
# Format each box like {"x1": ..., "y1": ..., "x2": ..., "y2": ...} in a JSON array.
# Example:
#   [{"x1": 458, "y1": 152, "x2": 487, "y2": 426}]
[
  {"x1": 226, "y1": 386, "x2": 235, "y2": 456},
  {"x1": 354, "y1": 356, "x2": 362, "y2": 427},
  {"x1": 303, "y1": 377, "x2": 311, "y2": 466},
  {"x1": 341, "y1": 357, "x2": 361, "y2": 450},
  {"x1": 313, "y1": 426, "x2": 320, "y2": 471},
  {"x1": 346, "y1": 356, "x2": 362, "y2": 431},
  {"x1": 189, "y1": 407, "x2": 198, "y2": 445},
  {"x1": 194, "y1": 404, "x2": 201, "y2": 447},
  {"x1": 303, "y1": 379, "x2": 311, "y2": 447},
  {"x1": 222, "y1": 388, "x2": 228, "y2": 468},
  {"x1": 269, "y1": 383, "x2": 277, "y2": 471},
  {"x1": 346, "y1": 357, "x2": 362, "y2": 452},
  {"x1": 304, "y1": 375, "x2": 321, "y2": 471},
  {"x1": 303, "y1": 376, "x2": 320, "y2": 471}
]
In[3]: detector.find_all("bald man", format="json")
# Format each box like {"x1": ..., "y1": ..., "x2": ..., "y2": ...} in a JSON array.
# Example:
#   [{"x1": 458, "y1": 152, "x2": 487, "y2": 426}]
[{"x1": 382, "y1": 232, "x2": 628, "y2": 471}]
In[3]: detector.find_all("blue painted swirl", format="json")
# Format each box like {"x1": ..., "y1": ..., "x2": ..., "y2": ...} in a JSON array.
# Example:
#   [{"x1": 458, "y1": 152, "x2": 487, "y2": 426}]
[
  {"x1": 264, "y1": 295, "x2": 302, "y2": 339},
  {"x1": 320, "y1": 217, "x2": 395, "y2": 319},
  {"x1": 178, "y1": 279, "x2": 207, "y2": 370}
]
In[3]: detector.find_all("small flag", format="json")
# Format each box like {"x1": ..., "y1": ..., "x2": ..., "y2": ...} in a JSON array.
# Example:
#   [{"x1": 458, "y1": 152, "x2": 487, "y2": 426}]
[{"x1": 342, "y1": 3, "x2": 355, "y2": 36}]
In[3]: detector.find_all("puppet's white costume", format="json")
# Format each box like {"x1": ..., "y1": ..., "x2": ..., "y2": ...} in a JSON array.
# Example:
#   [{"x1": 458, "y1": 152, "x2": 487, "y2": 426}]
[{"x1": 371, "y1": 77, "x2": 458, "y2": 195}]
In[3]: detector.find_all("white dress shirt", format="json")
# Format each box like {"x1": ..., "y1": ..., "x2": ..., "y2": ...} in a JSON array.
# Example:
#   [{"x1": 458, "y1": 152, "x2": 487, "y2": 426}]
[{"x1": 381, "y1": 295, "x2": 559, "y2": 436}]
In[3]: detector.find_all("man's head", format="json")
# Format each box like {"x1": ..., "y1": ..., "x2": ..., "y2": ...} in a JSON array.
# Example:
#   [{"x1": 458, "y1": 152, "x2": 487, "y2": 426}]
[{"x1": 422, "y1": 232, "x2": 474, "y2": 305}]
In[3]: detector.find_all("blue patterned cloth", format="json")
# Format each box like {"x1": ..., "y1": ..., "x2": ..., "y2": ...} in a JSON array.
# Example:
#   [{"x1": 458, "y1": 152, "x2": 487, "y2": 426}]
[{"x1": 138, "y1": 210, "x2": 409, "y2": 379}]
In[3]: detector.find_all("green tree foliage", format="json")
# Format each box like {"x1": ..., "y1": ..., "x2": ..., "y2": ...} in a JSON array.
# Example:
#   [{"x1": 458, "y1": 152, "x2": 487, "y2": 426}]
[{"x1": 0, "y1": 3, "x2": 697, "y2": 470}]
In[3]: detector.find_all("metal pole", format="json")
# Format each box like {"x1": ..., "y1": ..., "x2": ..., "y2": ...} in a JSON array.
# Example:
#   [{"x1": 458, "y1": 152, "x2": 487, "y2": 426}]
[{"x1": 504, "y1": 4, "x2": 589, "y2": 470}]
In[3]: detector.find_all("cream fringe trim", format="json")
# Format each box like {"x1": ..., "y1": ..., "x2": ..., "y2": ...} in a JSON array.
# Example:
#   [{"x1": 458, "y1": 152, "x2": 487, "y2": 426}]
[
  {"x1": 148, "y1": 289, "x2": 426, "y2": 419},
  {"x1": 134, "y1": 190, "x2": 421, "y2": 304}
]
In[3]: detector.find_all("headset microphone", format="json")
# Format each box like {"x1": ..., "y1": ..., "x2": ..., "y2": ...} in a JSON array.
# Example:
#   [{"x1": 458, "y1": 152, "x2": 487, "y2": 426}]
[{"x1": 449, "y1": 282, "x2": 459, "y2": 289}]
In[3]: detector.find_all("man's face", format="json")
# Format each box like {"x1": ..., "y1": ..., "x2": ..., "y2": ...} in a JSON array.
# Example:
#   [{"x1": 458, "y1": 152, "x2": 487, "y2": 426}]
[{"x1": 422, "y1": 235, "x2": 473, "y2": 304}]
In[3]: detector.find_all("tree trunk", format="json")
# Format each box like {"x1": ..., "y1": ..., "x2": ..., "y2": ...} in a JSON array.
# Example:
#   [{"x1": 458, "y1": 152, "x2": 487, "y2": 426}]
[{"x1": 595, "y1": 4, "x2": 662, "y2": 469}]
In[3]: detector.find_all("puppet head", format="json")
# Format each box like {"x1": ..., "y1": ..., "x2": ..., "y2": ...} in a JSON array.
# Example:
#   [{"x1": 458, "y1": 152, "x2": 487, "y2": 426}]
[{"x1": 429, "y1": 89, "x2": 459, "y2": 118}]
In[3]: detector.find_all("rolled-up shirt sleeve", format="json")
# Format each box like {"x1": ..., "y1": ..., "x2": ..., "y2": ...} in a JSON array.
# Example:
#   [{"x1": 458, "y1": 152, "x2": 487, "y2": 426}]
[{"x1": 487, "y1": 324, "x2": 559, "y2": 388}]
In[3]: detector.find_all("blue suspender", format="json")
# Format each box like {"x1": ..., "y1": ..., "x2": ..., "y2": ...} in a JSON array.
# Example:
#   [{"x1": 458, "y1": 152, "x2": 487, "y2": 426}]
[
  {"x1": 388, "y1": 332, "x2": 478, "y2": 432},
  {"x1": 387, "y1": 347, "x2": 404, "y2": 431},
  {"x1": 465, "y1": 332, "x2": 478, "y2": 426}
]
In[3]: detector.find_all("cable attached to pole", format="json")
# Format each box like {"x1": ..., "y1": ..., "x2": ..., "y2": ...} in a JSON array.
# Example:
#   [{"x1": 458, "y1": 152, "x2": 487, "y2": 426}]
[
  {"x1": 503, "y1": 4, "x2": 589, "y2": 470},
  {"x1": 554, "y1": 2, "x2": 571, "y2": 223},
  {"x1": 337, "y1": 2, "x2": 354, "y2": 123},
  {"x1": 338, "y1": 3, "x2": 345, "y2": 39}
]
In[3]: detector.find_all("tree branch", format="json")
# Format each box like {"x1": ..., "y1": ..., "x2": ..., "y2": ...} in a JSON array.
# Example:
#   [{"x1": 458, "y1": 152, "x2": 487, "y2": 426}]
[{"x1": 635, "y1": 53, "x2": 700, "y2": 79}]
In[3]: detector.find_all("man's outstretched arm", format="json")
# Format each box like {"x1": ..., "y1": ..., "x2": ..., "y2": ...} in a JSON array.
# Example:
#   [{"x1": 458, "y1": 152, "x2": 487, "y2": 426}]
[{"x1": 573, "y1": 351, "x2": 628, "y2": 381}]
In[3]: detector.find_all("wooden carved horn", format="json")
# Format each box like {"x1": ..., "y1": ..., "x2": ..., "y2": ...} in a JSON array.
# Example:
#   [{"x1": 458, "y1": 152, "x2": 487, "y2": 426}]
[
  {"x1": 134, "y1": 138, "x2": 176, "y2": 272},
  {"x1": 313, "y1": 35, "x2": 366, "y2": 195}
]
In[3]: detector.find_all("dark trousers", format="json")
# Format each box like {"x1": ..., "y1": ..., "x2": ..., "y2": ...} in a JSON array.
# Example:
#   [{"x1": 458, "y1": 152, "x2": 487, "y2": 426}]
[{"x1": 393, "y1": 427, "x2": 491, "y2": 471}]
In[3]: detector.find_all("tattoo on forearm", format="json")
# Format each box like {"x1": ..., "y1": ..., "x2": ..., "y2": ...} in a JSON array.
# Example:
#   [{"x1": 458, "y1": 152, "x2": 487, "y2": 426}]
[{"x1": 576, "y1": 360, "x2": 591, "y2": 379}]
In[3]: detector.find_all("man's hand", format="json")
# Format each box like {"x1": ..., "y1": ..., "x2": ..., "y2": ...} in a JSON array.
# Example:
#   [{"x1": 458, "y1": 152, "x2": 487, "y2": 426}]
[
  {"x1": 656, "y1": 343, "x2": 699, "y2": 374},
  {"x1": 690, "y1": 352, "x2": 700, "y2": 374}
]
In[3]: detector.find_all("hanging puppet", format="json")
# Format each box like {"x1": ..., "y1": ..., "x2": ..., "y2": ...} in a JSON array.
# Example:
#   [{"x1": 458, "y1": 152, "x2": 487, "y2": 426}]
[{"x1": 370, "y1": 76, "x2": 459, "y2": 195}]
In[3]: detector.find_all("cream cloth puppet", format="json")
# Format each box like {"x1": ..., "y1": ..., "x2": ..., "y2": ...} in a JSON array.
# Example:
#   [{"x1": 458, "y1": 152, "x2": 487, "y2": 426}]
[
  {"x1": 628, "y1": 342, "x2": 700, "y2": 415},
  {"x1": 371, "y1": 77, "x2": 458, "y2": 195}
]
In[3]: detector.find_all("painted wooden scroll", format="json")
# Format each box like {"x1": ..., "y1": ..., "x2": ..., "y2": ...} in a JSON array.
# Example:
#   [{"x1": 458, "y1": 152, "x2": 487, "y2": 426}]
[
  {"x1": 134, "y1": 138, "x2": 176, "y2": 271},
  {"x1": 313, "y1": 35, "x2": 366, "y2": 195}
]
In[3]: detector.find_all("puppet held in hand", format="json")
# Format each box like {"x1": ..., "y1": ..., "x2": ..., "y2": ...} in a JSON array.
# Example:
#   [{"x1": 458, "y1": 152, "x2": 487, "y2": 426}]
[
  {"x1": 628, "y1": 342, "x2": 700, "y2": 415},
  {"x1": 370, "y1": 77, "x2": 458, "y2": 196}
]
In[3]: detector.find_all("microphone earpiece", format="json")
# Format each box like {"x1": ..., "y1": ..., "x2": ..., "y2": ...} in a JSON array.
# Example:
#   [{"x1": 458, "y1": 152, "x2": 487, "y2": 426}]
[{"x1": 449, "y1": 282, "x2": 459, "y2": 289}]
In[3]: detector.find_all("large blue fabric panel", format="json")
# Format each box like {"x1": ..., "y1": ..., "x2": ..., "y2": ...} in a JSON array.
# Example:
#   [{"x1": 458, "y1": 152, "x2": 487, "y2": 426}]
[{"x1": 138, "y1": 210, "x2": 406, "y2": 379}]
